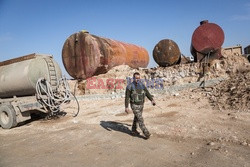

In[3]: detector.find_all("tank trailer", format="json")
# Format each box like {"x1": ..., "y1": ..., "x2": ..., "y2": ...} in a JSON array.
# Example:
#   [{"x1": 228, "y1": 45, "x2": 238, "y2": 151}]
[{"x1": 0, "y1": 53, "x2": 71, "y2": 129}]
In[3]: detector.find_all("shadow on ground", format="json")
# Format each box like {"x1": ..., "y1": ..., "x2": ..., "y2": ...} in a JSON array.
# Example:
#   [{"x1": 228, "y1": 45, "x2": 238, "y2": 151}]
[
  {"x1": 18, "y1": 111, "x2": 67, "y2": 127},
  {"x1": 100, "y1": 121, "x2": 147, "y2": 139}
]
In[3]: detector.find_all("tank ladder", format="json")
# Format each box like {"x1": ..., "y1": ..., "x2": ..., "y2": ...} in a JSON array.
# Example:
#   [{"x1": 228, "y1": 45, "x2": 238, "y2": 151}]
[{"x1": 44, "y1": 58, "x2": 58, "y2": 90}]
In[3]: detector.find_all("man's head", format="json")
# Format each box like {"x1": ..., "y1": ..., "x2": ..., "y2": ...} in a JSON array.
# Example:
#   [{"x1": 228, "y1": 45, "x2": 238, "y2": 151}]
[{"x1": 133, "y1": 72, "x2": 140, "y2": 84}]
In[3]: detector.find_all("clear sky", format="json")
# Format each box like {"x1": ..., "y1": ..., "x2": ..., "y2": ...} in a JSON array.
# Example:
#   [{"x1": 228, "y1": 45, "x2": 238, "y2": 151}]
[{"x1": 0, "y1": 0, "x2": 249, "y2": 76}]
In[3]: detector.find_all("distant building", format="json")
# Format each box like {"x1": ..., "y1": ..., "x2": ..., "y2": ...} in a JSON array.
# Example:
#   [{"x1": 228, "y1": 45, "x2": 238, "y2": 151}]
[
  {"x1": 222, "y1": 45, "x2": 242, "y2": 56},
  {"x1": 244, "y1": 45, "x2": 250, "y2": 54},
  {"x1": 243, "y1": 45, "x2": 250, "y2": 62}
]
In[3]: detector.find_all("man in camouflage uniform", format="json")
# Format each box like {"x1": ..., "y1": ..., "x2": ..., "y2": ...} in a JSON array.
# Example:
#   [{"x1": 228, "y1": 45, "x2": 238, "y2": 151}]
[{"x1": 125, "y1": 72, "x2": 156, "y2": 139}]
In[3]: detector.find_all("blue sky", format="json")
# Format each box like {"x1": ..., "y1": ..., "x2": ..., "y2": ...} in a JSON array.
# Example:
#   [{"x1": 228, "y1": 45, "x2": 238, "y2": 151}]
[{"x1": 0, "y1": 0, "x2": 249, "y2": 76}]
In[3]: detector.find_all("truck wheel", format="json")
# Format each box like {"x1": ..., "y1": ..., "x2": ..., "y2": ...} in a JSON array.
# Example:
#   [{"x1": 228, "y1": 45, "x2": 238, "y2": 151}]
[{"x1": 0, "y1": 105, "x2": 17, "y2": 129}]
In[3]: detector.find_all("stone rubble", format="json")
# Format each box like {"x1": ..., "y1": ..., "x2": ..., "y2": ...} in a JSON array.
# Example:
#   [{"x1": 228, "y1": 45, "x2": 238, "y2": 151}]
[
  {"x1": 68, "y1": 52, "x2": 249, "y2": 103},
  {"x1": 207, "y1": 68, "x2": 250, "y2": 112}
]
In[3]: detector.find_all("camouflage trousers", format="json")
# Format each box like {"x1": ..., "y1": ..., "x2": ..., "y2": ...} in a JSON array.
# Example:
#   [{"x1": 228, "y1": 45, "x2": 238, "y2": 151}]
[{"x1": 131, "y1": 104, "x2": 150, "y2": 136}]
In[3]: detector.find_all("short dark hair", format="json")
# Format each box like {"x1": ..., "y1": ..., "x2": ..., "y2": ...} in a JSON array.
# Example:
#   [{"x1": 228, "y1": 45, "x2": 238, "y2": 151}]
[{"x1": 133, "y1": 72, "x2": 140, "y2": 78}]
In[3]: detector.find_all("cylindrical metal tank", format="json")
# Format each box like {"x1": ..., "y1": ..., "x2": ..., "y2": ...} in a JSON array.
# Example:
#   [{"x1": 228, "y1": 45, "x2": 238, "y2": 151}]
[
  {"x1": 153, "y1": 39, "x2": 181, "y2": 67},
  {"x1": 0, "y1": 54, "x2": 62, "y2": 98},
  {"x1": 191, "y1": 20, "x2": 225, "y2": 62},
  {"x1": 62, "y1": 30, "x2": 149, "y2": 79}
]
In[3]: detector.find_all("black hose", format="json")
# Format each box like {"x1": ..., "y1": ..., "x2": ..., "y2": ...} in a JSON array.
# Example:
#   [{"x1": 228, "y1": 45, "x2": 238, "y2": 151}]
[
  {"x1": 72, "y1": 80, "x2": 81, "y2": 117},
  {"x1": 72, "y1": 92, "x2": 80, "y2": 117}
]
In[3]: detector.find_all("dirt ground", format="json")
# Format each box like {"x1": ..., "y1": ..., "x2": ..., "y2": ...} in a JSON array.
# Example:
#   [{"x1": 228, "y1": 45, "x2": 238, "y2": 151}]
[{"x1": 0, "y1": 87, "x2": 249, "y2": 167}]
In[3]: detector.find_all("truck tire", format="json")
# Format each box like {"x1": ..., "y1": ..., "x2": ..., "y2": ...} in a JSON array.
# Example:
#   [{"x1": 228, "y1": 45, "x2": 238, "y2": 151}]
[{"x1": 0, "y1": 105, "x2": 17, "y2": 129}]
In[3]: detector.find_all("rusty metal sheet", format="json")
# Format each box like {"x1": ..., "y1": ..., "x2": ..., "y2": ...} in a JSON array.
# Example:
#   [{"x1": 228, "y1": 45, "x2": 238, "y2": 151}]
[
  {"x1": 62, "y1": 31, "x2": 149, "y2": 80},
  {"x1": 153, "y1": 39, "x2": 181, "y2": 67}
]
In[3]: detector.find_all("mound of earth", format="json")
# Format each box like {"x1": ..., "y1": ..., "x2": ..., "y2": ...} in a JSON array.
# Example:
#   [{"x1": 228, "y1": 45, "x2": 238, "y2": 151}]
[{"x1": 208, "y1": 68, "x2": 250, "y2": 111}]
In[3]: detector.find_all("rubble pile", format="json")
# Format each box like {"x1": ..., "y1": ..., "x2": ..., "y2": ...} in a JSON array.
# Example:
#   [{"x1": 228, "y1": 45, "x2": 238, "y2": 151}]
[
  {"x1": 210, "y1": 50, "x2": 249, "y2": 76},
  {"x1": 208, "y1": 68, "x2": 250, "y2": 111},
  {"x1": 68, "y1": 52, "x2": 250, "y2": 96}
]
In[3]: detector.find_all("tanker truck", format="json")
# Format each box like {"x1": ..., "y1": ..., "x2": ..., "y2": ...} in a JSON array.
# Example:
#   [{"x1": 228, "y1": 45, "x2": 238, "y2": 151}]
[{"x1": 0, "y1": 53, "x2": 71, "y2": 129}]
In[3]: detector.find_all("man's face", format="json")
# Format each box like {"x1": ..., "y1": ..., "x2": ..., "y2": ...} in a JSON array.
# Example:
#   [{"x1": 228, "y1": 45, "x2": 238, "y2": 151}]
[{"x1": 134, "y1": 74, "x2": 140, "y2": 84}]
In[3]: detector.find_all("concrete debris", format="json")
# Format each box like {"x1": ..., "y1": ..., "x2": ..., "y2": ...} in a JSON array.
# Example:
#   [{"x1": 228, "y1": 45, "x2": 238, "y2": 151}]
[
  {"x1": 69, "y1": 52, "x2": 250, "y2": 101},
  {"x1": 208, "y1": 68, "x2": 250, "y2": 112}
]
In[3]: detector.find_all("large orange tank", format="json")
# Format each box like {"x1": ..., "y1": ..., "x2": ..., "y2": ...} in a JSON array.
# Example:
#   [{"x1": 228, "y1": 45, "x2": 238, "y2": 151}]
[{"x1": 62, "y1": 30, "x2": 149, "y2": 79}]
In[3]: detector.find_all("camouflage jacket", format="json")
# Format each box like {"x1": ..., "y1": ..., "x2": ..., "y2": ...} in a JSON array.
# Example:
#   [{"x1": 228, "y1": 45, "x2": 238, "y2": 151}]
[{"x1": 125, "y1": 81, "x2": 153, "y2": 108}]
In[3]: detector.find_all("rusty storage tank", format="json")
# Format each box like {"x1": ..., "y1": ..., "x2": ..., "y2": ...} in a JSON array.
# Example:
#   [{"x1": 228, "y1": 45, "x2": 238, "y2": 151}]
[
  {"x1": 62, "y1": 30, "x2": 149, "y2": 80},
  {"x1": 0, "y1": 53, "x2": 62, "y2": 98},
  {"x1": 153, "y1": 39, "x2": 181, "y2": 67},
  {"x1": 191, "y1": 20, "x2": 225, "y2": 62}
]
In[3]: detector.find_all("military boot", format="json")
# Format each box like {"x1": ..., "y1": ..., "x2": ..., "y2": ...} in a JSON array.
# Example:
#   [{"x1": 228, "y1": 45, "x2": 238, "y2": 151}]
[
  {"x1": 131, "y1": 130, "x2": 140, "y2": 136},
  {"x1": 144, "y1": 132, "x2": 151, "y2": 139}
]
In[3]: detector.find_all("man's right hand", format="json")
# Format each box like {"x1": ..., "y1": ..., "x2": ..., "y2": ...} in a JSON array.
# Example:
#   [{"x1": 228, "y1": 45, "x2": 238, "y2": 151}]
[{"x1": 125, "y1": 108, "x2": 129, "y2": 114}]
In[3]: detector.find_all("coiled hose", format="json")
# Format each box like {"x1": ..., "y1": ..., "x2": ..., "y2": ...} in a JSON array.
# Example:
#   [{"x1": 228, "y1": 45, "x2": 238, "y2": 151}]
[{"x1": 35, "y1": 77, "x2": 80, "y2": 117}]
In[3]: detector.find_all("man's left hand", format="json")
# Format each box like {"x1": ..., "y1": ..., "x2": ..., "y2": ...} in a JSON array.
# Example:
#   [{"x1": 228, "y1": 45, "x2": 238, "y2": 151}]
[{"x1": 151, "y1": 100, "x2": 156, "y2": 106}]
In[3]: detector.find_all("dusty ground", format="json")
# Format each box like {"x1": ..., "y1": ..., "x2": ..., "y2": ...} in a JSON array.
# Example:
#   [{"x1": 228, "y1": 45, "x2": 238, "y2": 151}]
[{"x1": 0, "y1": 87, "x2": 249, "y2": 167}]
